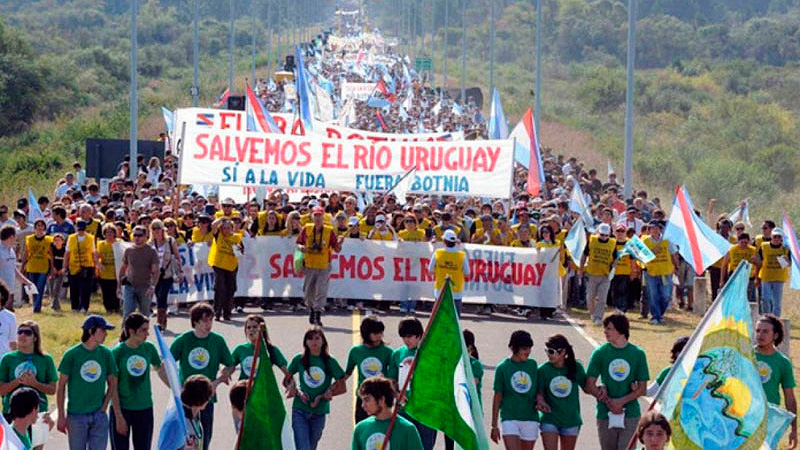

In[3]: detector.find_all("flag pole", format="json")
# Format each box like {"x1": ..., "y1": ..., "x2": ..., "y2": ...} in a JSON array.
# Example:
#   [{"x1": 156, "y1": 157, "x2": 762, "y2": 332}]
[
  {"x1": 373, "y1": 165, "x2": 416, "y2": 206},
  {"x1": 234, "y1": 324, "x2": 264, "y2": 450},
  {"x1": 381, "y1": 278, "x2": 451, "y2": 448}
]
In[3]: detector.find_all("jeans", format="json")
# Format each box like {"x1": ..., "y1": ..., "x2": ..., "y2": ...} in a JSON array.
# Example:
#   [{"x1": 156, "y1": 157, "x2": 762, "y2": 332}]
[
  {"x1": 69, "y1": 272, "x2": 94, "y2": 311},
  {"x1": 67, "y1": 409, "x2": 108, "y2": 450},
  {"x1": 110, "y1": 406, "x2": 153, "y2": 450},
  {"x1": 292, "y1": 408, "x2": 326, "y2": 450},
  {"x1": 761, "y1": 281, "x2": 784, "y2": 316},
  {"x1": 99, "y1": 278, "x2": 119, "y2": 313},
  {"x1": 155, "y1": 276, "x2": 173, "y2": 310},
  {"x1": 402, "y1": 412, "x2": 437, "y2": 450},
  {"x1": 213, "y1": 267, "x2": 237, "y2": 319},
  {"x1": 708, "y1": 266, "x2": 722, "y2": 300},
  {"x1": 28, "y1": 272, "x2": 48, "y2": 312},
  {"x1": 48, "y1": 273, "x2": 66, "y2": 310},
  {"x1": 199, "y1": 402, "x2": 214, "y2": 450},
  {"x1": 646, "y1": 274, "x2": 672, "y2": 322},
  {"x1": 122, "y1": 285, "x2": 151, "y2": 318}
]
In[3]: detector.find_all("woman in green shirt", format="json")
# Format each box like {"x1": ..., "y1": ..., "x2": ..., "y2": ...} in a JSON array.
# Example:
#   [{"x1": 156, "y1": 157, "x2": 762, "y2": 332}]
[
  {"x1": 230, "y1": 315, "x2": 291, "y2": 431},
  {"x1": 491, "y1": 330, "x2": 539, "y2": 450},
  {"x1": 755, "y1": 314, "x2": 797, "y2": 448},
  {"x1": 0, "y1": 320, "x2": 57, "y2": 441},
  {"x1": 288, "y1": 326, "x2": 345, "y2": 450},
  {"x1": 536, "y1": 334, "x2": 588, "y2": 450},
  {"x1": 111, "y1": 312, "x2": 168, "y2": 450},
  {"x1": 344, "y1": 315, "x2": 393, "y2": 424}
]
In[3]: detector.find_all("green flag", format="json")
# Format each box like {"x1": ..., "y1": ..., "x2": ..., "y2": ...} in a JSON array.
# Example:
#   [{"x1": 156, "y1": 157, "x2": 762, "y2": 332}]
[
  {"x1": 404, "y1": 281, "x2": 490, "y2": 450},
  {"x1": 237, "y1": 335, "x2": 295, "y2": 450}
]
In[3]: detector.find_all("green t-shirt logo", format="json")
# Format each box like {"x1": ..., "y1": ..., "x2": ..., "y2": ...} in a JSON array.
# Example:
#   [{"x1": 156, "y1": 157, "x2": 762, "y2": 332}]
[
  {"x1": 360, "y1": 357, "x2": 383, "y2": 378},
  {"x1": 188, "y1": 347, "x2": 210, "y2": 370},
  {"x1": 14, "y1": 362, "x2": 37, "y2": 379},
  {"x1": 757, "y1": 360, "x2": 772, "y2": 384},
  {"x1": 608, "y1": 359, "x2": 630, "y2": 382},
  {"x1": 304, "y1": 366, "x2": 326, "y2": 388},
  {"x1": 126, "y1": 355, "x2": 147, "y2": 377},
  {"x1": 511, "y1": 370, "x2": 532, "y2": 394},
  {"x1": 80, "y1": 360, "x2": 102, "y2": 382},
  {"x1": 365, "y1": 432, "x2": 386, "y2": 450},
  {"x1": 549, "y1": 375, "x2": 572, "y2": 398},
  {"x1": 241, "y1": 356, "x2": 258, "y2": 378}
]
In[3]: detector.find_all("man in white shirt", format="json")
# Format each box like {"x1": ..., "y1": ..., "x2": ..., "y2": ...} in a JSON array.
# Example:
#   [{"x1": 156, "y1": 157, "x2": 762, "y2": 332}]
[{"x1": 616, "y1": 206, "x2": 644, "y2": 235}]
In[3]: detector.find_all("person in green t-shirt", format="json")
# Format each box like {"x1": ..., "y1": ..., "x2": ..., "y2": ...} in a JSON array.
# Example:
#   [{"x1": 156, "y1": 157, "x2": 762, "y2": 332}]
[
  {"x1": 491, "y1": 330, "x2": 539, "y2": 450},
  {"x1": 586, "y1": 313, "x2": 649, "y2": 450},
  {"x1": 8, "y1": 387, "x2": 39, "y2": 450},
  {"x1": 230, "y1": 314, "x2": 291, "y2": 431},
  {"x1": 646, "y1": 336, "x2": 688, "y2": 397},
  {"x1": 56, "y1": 314, "x2": 121, "y2": 450},
  {"x1": 0, "y1": 320, "x2": 57, "y2": 439},
  {"x1": 287, "y1": 326, "x2": 345, "y2": 450},
  {"x1": 755, "y1": 314, "x2": 797, "y2": 448},
  {"x1": 111, "y1": 312, "x2": 168, "y2": 450},
  {"x1": 170, "y1": 303, "x2": 235, "y2": 450},
  {"x1": 386, "y1": 317, "x2": 437, "y2": 450},
  {"x1": 536, "y1": 334, "x2": 588, "y2": 450},
  {"x1": 351, "y1": 376, "x2": 423, "y2": 450},
  {"x1": 344, "y1": 315, "x2": 393, "y2": 423}
]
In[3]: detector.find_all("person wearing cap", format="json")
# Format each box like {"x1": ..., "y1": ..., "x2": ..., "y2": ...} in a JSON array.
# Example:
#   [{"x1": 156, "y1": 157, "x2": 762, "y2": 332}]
[
  {"x1": 56, "y1": 315, "x2": 121, "y2": 450},
  {"x1": 722, "y1": 232, "x2": 757, "y2": 303},
  {"x1": 215, "y1": 198, "x2": 241, "y2": 220},
  {"x1": 616, "y1": 206, "x2": 643, "y2": 235},
  {"x1": 754, "y1": 229, "x2": 791, "y2": 316},
  {"x1": 21, "y1": 219, "x2": 51, "y2": 313},
  {"x1": 346, "y1": 216, "x2": 364, "y2": 239},
  {"x1": 297, "y1": 206, "x2": 343, "y2": 325},
  {"x1": 642, "y1": 221, "x2": 680, "y2": 325},
  {"x1": 428, "y1": 229, "x2": 470, "y2": 316},
  {"x1": 64, "y1": 219, "x2": 99, "y2": 313},
  {"x1": 209, "y1": 217, "x2": 243, "y2": 321},
  {"x1": 367, "y1": 214, "x2": 396, "y2": 241},
  {"x1": 579, "y1": 223, "x2": 618, "y2": 324}
]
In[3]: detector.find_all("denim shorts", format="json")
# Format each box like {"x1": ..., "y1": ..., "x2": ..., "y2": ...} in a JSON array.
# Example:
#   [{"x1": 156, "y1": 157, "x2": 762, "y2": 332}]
[{"x1": 539, "y1": 422, "x2": 580, "y2": 436}]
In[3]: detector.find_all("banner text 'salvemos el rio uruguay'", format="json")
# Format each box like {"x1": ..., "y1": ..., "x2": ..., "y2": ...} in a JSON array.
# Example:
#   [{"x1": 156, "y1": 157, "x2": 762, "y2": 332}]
[{"x1": 178, "y1": 126, "x2": 514, "y2": 197}]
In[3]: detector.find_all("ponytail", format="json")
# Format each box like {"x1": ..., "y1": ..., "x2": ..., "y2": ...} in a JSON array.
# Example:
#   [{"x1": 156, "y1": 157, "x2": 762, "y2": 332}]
[{"x1": 546, "y1": 334, "x2": 577, "y2": 381}]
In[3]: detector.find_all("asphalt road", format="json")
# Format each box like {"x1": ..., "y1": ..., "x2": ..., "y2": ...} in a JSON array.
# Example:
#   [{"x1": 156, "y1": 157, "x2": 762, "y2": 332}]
[{"x1": 46, "y1": 304, "x2": 602, "y2": 450}]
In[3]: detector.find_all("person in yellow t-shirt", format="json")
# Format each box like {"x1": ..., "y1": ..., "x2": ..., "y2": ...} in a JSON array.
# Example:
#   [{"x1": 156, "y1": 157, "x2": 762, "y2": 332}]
[
  {"x1": 428, "y1": 229, "x2": 470, "y2": 317},
  {"x1": 190, "y1": 215, "x2": 214, "y2": 245},
  {"x1": 209, "y1": 218, "x2": 243, "y2": 321},
  {"x1": 754, "y1": 230, "x2": 790, "y2": 316},
  {"x1": 579, "y1": 223, "x2": 617, "y2": 324},
  {"x1": 398, "y1": 215, "x2": 426, "y2": 242},
  {"x1": 21, "y1": 219, "x2": 51, "y2": 313},
  {"x1": 64, "y1": 220, "x2": 98, "y2": 312},
  {"x1": 296, "y1": 207, "x2": 343, "y2": 326},
  {"x1": 609, "y1": 224, "x2": 638, "y2": 313},
  {"x1": 470, "y1": 215, "x2": 494, "y2": 244},
  {"x1": 95, "y1": 223, "x2": 120, "y2": 313},
  {"x1": 642, "y1": 220, "x2": 680, "y2": 325},
  {"x1": 510, "y1": 226, "x2": 534, "y2": 247},
  {"x1": 491, "y1": 215, "x2": 513, "y2": 246},
  {"x1": 367, "y1": 214, "x2": 396, "y2": 241},
  {"x1": 722, "y1": 232, "x2": 757, "y2": 303}
]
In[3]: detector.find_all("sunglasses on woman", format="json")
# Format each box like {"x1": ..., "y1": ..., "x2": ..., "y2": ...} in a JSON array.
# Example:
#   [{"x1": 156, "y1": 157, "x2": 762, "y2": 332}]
[
  {"x1": 545, "y1": 348, "x2": 564, "y2": 355},
  {"x1": 17, "y1": 329, "x2": 33, "y2": 336}
]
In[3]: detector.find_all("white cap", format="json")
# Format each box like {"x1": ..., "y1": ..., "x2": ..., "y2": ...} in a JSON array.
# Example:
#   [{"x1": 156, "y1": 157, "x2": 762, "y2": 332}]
[
  {"x1": 772, "y1": 228, "x2": 784, "y2": 237},
  {"x1": 349, "y1": 216, "x2": 359, "y2": 226},
  {"x1": 375, "y1": 214, "x2": 386, "y2": 222},
  {"x1": 443, "y1": 229, "x2": 457, "y2": 242},
  {"x1": 597, "y1": 223, "x2": 611, "y2": 235}
]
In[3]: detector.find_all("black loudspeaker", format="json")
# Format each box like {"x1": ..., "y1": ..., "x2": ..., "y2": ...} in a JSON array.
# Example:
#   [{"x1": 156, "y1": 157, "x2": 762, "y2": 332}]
[
  {"x1": 227, "y1": 95, "x2": 245, "y2": 111},
  {"x1": 284, "y1": 55, "x2": 296, "y2": 72},
  {"x1": 85, "y1": 139, "x2": 165, "y2": 179}
]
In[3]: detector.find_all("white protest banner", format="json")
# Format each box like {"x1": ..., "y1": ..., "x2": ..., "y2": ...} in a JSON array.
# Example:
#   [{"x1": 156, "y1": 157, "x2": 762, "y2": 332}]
[
  {"x1": 341, "y1": 81, "x2": 377, "y2": 101},
  {"x1": 112, "y1": 238, "x2": 560, "y2": 306},
  {"x1": 218, "y1": 185, "x2": 266, "y2": 204},
  {"x1": 173, "y1": 108, "x2": 460, "y2": 144},
  {"x1": 177, "y1": 125, "x2": 513, "y2": 197}
]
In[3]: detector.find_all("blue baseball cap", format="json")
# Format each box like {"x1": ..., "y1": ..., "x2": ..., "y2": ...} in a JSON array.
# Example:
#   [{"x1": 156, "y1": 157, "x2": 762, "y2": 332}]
[{"x1": 82, "y1": 315, "x2": 115, "y2": 330}]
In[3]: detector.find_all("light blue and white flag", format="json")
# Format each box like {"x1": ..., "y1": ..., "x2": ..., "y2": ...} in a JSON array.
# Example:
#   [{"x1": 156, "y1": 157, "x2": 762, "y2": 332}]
[
  {"x1": 728, "y1": 199, "x2": 752, "y2": 228},
  {"x1": 488, "y1": 88, "x2": 508, "y2": 139},
  {"x1": 564, "y1": 216, "x2": 587, "y2": 266}
]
